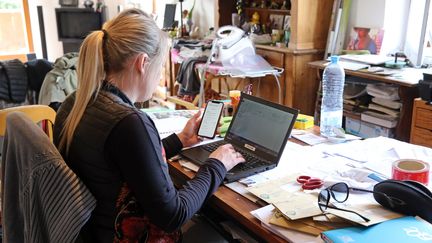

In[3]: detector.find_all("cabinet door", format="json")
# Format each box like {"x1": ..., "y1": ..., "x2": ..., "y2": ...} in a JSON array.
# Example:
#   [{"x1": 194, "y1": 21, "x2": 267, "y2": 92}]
[
  {"x1": 254, "y1": 49, "x2": 285, "y2": 104},
  {"x1": 411, "y1": 127, "x2": 432, "y2": 148},
  {"x1": 218, "y1": 0, "x2": 236, "y2": 27}
]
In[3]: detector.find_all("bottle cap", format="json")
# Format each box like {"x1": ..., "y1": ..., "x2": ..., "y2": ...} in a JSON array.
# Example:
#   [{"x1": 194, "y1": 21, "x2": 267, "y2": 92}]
[{"x1": 330, "y1": 55, "x2": 340, "y2": 64}]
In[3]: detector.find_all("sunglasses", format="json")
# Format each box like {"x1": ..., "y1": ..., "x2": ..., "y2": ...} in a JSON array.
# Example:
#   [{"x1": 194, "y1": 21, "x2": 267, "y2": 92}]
[{"x1": 318, "y1": 182, "x2": 406, "y2": 222}]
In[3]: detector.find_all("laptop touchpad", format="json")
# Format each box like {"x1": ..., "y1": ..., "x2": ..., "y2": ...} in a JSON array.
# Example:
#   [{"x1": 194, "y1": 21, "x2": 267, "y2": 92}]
[{"x1": 181, "y1": 148, "x2": 210, "y2": 166}]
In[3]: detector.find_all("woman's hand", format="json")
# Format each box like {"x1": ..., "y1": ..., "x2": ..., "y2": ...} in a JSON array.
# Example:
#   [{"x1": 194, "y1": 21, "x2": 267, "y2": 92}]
[
  {"x1": 177, "y1": 110, "x2": 202, "y2": 147},
  {"x1": 209, "y1": 144, "x2": 244, "y2": 171}
]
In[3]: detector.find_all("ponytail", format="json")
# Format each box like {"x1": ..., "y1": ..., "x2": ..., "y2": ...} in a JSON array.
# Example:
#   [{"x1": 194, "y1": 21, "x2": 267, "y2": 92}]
[
  {"x1": 58, "y1": 30, "x2": 105, "y2": 153},
  {"x1": 58, "y1": 8, "x2": 168, "y2": 154}
]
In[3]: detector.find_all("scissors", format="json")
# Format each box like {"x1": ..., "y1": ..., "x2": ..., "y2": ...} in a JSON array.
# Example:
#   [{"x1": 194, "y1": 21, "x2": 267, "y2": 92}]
[{"x1": 296, "y1": 175, "x2": 324, "y2": 190}]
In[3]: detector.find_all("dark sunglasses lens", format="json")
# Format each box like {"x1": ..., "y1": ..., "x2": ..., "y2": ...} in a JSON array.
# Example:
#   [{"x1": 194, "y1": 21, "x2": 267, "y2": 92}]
[
  {"x1": 331, "y1": 183, "x2": 349, "y2": 202},
  {"x1": 318, "y1": 190, "x2": 329, "y2": 211}
]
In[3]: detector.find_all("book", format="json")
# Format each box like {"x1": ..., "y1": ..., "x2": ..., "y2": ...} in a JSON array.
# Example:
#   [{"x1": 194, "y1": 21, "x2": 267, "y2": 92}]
[
  {"x1": 361, "y1": 111, "x2": 398, "y2": 128},
  {"x1": 372, "y1": 97, "x2": 402, "y2": 110},
  {"x1": 366, "y1": 84, "x2": 400, "y2": 100},
  {"x1": 321, "y1": 216, "x2": 432, "y2": 243},
  {"x1": 368, "y1": 103, "x2": 400, "y2": 118},
  {"x1": 338, "y1": 61, "x2": 370, "y2": 71},
  {"x1": 339, "y1": 54, "x2": 393, "y2": 65}
]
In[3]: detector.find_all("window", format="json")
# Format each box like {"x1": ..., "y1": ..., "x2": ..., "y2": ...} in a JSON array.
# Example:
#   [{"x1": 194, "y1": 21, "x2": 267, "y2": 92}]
[{"x1": 0, "y1": 0, "x2": 33, "y2": 61}]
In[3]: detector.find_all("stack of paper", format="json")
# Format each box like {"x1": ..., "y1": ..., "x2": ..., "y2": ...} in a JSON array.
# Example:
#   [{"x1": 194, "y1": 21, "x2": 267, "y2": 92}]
[
  {"x1": 352, "y1": 84, "x2": 402, "y2": 131},
  {"x1": 251, "y1": 205, "x2": 321, "y2": 242},
  {"x1": 146, "y1": 110, "x2": 197, "y2": 139}
]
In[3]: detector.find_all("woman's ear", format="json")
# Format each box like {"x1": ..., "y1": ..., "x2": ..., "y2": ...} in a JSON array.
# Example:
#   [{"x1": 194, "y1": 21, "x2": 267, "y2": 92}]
[{"x1": 135, "y1": 53, "x2": 149, "y2": 74}]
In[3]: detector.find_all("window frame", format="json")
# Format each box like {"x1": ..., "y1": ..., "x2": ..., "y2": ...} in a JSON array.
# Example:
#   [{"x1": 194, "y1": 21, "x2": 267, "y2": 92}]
[{"x1": 0, "y1": 0, "x2": 34, "y2": 62}]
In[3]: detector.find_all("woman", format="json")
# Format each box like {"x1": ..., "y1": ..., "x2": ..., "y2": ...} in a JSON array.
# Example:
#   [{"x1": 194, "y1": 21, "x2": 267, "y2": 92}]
[{"x1": 53, "y1": 9, "x2": 244, "y2": 242}]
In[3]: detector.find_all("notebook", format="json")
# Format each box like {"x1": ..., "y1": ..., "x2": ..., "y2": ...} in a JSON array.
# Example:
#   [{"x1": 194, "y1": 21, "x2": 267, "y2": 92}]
[
  {"x1": 180, "y1": 93, "x2": 299, "y2": 183},
  {"x1": 321, "y1": 216, "x2": 432, "y2": 243}
]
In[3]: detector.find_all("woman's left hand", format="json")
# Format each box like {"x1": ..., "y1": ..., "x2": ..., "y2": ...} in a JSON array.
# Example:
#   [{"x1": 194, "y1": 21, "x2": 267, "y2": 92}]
[{"x1": 177, "y1": 110, "x2": 203, "y2": 147}]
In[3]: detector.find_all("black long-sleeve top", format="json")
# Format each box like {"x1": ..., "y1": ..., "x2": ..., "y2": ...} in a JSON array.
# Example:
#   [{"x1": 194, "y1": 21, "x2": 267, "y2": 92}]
[
  {"x1": 105, "y1": 112, "x2": 227, "y2": 232},
  {"x1": 57, "y1": 85, "x2": 227, "y2": 242}
]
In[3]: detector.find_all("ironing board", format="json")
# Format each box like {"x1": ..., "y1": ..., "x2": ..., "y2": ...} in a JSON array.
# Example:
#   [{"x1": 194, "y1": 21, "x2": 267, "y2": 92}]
[
  {"x1": 195, "y1": 63, "x2": 284, "y2": 107},
  {"x1": 170, "y1": 48, "x2": 284, "y2": 108}
]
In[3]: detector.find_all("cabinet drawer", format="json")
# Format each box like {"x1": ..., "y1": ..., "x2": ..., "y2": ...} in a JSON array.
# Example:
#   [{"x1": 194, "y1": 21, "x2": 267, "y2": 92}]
[
  {"x1": 411, "y1": 127, "x2": 432, "y2": 148},
  {"x1": 256, "y1": 49, "x2": 284, "y2": 67},
  {"x1": 415, "y1": 107, "x2": 432, "y2": 130}
]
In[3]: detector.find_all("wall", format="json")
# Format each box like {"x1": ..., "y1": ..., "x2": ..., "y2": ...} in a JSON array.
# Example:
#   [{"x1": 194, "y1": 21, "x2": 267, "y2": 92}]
[
  {"x1": 28, "y1": 0, "x2": 216, "y2": 61},
  {"x1": 28, "y1": 0, "x2": 63, "y2": 61},
  {"x1": 28, "y1": 0, "x2": 126, "y2": 61},
  {"x1": 153, "y1": 0, "x2": 216, "y2": 37}
]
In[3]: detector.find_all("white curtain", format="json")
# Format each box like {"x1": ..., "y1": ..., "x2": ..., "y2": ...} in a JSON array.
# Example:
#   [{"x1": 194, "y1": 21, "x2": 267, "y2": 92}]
[{"x1": 403, "y1": 0, "x2": 430, "y2": 66}]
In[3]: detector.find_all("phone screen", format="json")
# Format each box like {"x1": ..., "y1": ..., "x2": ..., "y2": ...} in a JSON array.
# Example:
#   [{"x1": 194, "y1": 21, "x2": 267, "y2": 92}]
[{"x1": 198, "y1": 101, "x2": 224, "y2": 138}]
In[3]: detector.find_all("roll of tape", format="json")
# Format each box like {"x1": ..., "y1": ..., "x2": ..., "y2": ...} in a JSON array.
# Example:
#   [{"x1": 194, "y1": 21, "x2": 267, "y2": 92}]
[{"x1": 392, "y1": 159, "x2": 430, "y2": 185}]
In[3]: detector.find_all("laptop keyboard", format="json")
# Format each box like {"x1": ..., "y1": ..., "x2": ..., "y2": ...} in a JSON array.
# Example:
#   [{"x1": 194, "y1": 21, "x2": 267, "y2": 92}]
[{"x1": 202, "y1": 141, "x2": 270, "y2": 170}]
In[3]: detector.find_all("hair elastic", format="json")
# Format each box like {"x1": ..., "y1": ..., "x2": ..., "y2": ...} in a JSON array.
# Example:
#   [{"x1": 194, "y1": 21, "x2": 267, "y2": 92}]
[{"x1": 101, "y1": 29, "x2": 108, "y2": 40}]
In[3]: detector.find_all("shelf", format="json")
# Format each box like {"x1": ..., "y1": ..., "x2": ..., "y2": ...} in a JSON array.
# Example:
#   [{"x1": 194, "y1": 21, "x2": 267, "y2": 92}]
[{"x1": 244, "y1": 7, "x2": 290, "y2": 15}]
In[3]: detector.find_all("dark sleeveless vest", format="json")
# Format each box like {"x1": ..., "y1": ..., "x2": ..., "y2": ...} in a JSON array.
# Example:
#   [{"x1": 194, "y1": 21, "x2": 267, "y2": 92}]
[
  {"x1": 55, "y1": 90, "x2": 135, "y2": 161},
  {"x1": 54, "y1": 90, "x2": 181, "y2": 242}
]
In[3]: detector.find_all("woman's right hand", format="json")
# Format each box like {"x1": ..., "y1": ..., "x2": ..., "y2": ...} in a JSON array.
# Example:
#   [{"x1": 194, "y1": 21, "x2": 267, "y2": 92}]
[{"x1": 209, "y1": 144, "x2": 244, "y2": 171}]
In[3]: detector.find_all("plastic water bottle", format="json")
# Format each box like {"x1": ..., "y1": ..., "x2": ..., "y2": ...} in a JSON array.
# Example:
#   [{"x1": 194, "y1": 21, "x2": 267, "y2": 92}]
[{"x1": 320, "y1": 56, "x2": 345, "y2": 137}]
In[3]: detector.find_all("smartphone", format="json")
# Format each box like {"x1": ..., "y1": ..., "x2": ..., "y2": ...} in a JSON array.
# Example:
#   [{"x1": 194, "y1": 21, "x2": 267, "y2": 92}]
[{"x1": 197, "y1": 100, "x2": 224, "y2": 139}]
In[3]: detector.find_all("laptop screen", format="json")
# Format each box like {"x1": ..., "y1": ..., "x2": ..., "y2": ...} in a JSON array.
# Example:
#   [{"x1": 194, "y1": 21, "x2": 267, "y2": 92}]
[{"x1": 227, "y1": 95, "x2": 296, "y2": 156}]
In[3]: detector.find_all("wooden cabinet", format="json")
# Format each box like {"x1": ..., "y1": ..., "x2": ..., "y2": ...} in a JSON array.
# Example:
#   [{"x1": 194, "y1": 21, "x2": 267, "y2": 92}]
[
  {"x1": 411, "y1": 98, "x2": 432, "y2": 148},
  {"x1": 218, "y1": 0, "x2": 333, "y2": 51},
  {"x1": 216, "y1": 0, "x2": 333, "y2": 114},
  {"x1": 253, "y1": 46, "x2": 323, "y2": 114}
]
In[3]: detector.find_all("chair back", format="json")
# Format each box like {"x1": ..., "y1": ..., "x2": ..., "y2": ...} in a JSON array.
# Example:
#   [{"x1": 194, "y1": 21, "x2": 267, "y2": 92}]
[
  {"x1": 1, "y1": 112, "x2": 95, "y2": 243},
  {"x1": 0, "y1": 105, "x2": 56, "y2": 141}
]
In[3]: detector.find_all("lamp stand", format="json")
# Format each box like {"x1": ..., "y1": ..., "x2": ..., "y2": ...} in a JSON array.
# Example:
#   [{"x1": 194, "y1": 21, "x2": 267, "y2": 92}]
[{"x1": 179, "y1": 0, "x2": 184, "y2": 37}]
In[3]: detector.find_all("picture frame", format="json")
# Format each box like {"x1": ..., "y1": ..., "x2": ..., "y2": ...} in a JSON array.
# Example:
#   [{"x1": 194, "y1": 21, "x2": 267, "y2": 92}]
[
  {"x1": 345, "y1": 27, "x2": 385, "y2": 55},
  {"x1": 269, "y1": 14, "x2": 284, "y2": 30},
  {"x1": 283, "y1": 15, "x2": 291, "y2": 30}
]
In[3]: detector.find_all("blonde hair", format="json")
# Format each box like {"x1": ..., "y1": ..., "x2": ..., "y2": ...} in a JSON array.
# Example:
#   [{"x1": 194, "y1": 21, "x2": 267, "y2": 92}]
[{"x1": 59, "y1": 8, "x2": 168, "y2": 153}]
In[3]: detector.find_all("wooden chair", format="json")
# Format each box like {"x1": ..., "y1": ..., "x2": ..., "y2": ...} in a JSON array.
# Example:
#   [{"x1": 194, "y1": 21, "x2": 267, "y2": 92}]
[{"x1": 0, "y1": 105, "x2": 56, "y2": 141}]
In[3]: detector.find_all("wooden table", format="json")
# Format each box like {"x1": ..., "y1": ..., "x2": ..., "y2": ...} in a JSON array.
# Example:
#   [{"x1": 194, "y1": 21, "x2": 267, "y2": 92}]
[
  {"x1": 168, "y1": 161, "x2": 286, "y2": 242},
  {"x1": 309, "y1": 60, "x2": 420, "y2": 142},
  {"x1": 168, "y1": 129, "x2": 316, "y2": 242}
]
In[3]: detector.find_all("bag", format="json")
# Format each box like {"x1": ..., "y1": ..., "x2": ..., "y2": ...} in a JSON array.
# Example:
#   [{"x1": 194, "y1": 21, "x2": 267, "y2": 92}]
[
  {"x1": 373, "y1": 179, "x2": 432, "y2": 223},
  {"x1": 0, "y1": 59, "x2": 28, "y2": 102}
]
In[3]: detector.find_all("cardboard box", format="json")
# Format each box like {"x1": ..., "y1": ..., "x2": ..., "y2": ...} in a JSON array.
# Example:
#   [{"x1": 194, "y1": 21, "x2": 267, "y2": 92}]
[{"x1": 345, "y1": 117, "x2": 394, "y2": 138}]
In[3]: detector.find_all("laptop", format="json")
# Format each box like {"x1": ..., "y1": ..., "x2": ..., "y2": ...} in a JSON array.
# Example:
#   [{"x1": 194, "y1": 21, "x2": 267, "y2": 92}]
[{"x1": 180, "y1": 93, "x2": 299, "y2": 183}]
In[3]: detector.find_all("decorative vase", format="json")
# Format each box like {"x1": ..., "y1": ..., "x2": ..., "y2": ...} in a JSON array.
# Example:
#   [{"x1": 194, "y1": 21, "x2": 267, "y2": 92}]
[{"x1": 84, "y1": 0, "x2": 94, "y2": 8}]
